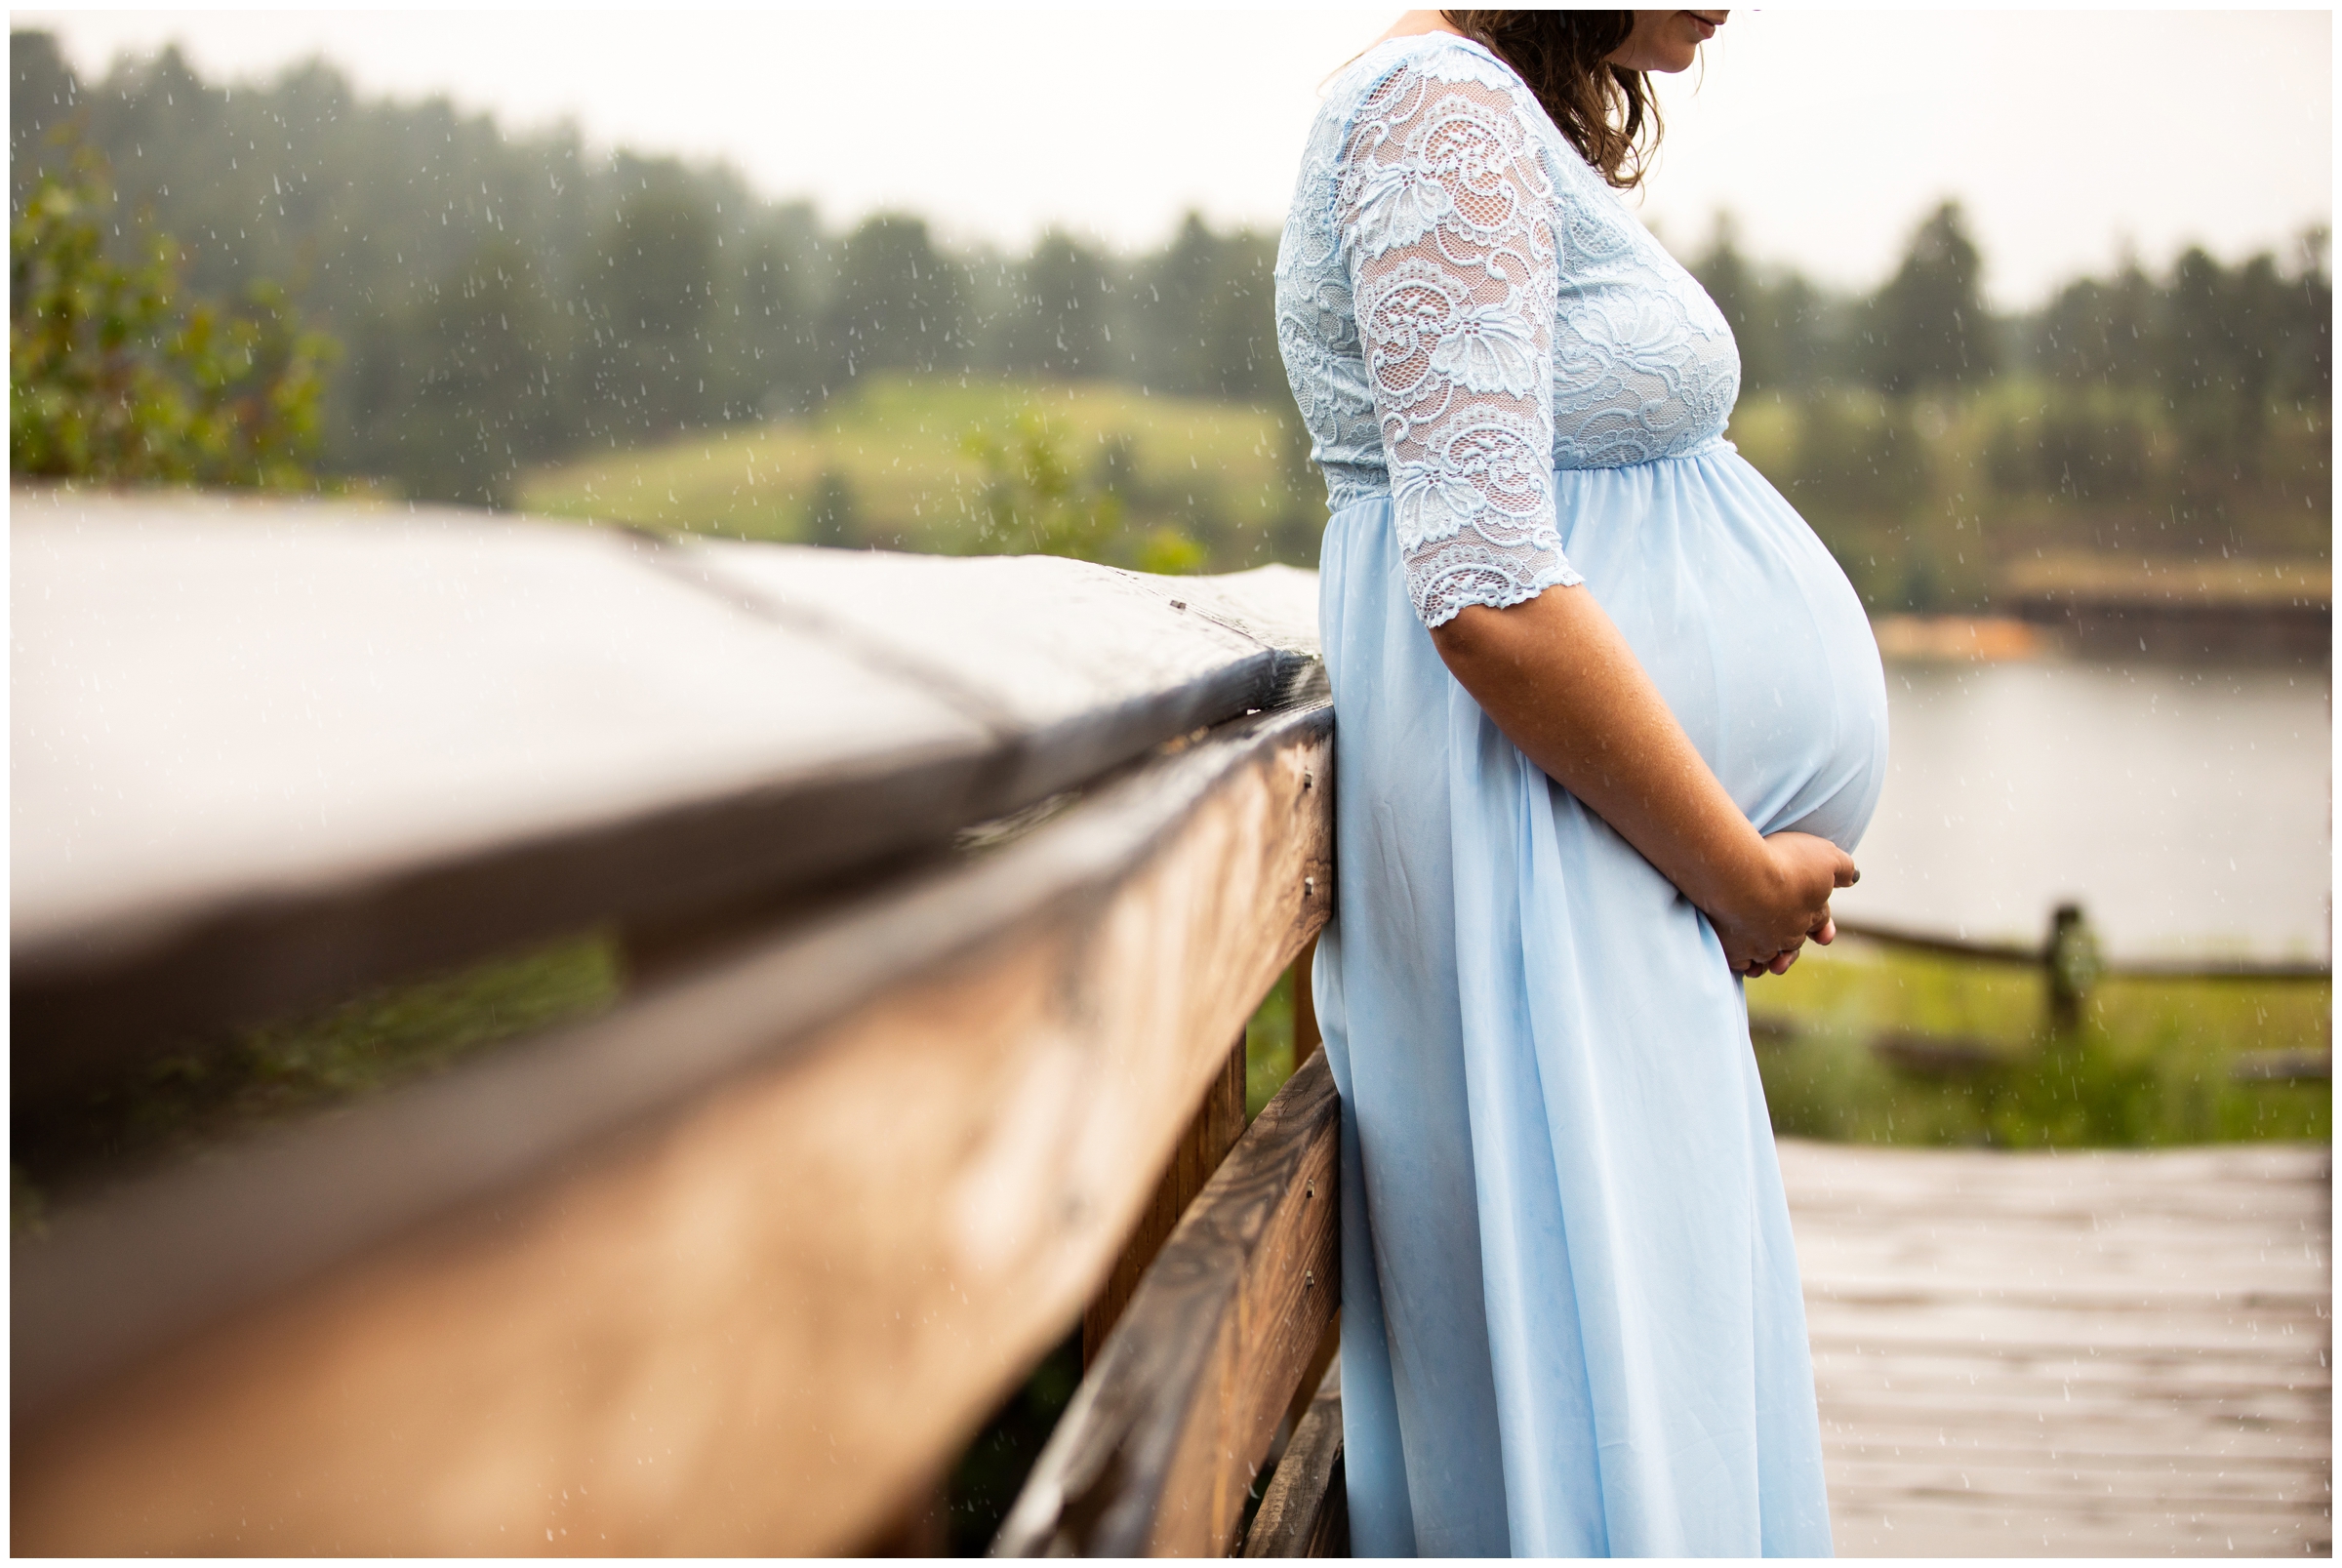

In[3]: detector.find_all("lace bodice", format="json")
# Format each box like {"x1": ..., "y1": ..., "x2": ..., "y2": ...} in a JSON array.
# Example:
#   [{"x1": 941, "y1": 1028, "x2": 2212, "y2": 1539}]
[{"x1": 1275, "y1": 33, "x2": 1741, "y2": 626}]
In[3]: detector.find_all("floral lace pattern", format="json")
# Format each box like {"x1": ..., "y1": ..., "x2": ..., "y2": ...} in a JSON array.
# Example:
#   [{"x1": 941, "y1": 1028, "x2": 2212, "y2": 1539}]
[{"x1": 1275, "y1": 34, "x2": 1741, "y2": 627}]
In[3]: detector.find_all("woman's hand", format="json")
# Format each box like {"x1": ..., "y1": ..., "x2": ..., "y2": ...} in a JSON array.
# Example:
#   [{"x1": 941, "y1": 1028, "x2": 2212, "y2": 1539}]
[
  {"x1": 1711, "y1": 830, "x2": 1856, "y2": 979},
  {"x1": 1430, "y1": 587, "x2": 1860, "y2": 984}
]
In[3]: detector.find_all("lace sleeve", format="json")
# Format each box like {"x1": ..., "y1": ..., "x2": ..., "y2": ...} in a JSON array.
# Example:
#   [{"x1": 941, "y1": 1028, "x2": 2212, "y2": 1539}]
[{"x1": 1338, "y1": 59, "x2": 1582, "y2": 628}]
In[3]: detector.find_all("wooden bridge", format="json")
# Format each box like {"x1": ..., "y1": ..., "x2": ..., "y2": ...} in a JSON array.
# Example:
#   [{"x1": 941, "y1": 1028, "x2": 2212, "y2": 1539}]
[
  {"x1": 11, "y1": 489, "x2": 2329, "y2": 1554},
  {"x1": 1786, "y1": 1139, "x2": 2330, "y2": 1557}
]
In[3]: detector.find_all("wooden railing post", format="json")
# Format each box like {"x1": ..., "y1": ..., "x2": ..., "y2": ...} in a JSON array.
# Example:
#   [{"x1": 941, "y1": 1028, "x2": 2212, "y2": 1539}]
[
  {"x1": 1086, "y1": 1036, "x2": 1247, "y2": 1367},
  {"x1": 2044, "y1": 901, "x2": 2102, "y2": 1033},
  {"x1": 1243, "y1": 1354, "x2": 1347, "y2": 1558},
  {"x1": 995, "y1": 1051, "x2": 1341, "y2": 1558},
  {"x1": 1291, "y1": 934, "x2": 1321, "y2": 1066}
]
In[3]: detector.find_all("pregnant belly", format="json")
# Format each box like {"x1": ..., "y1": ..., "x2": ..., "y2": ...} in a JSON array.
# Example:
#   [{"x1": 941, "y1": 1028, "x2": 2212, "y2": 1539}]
[{"x1": 1555, "y1": 451, "x2": 1890, "y2": 851}]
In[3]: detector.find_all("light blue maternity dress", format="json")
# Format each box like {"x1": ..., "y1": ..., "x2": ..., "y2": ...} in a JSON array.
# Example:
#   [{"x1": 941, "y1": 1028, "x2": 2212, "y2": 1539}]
[{"x1": 1272, "y1": 34, "x2": 1888, "y2": 1556}]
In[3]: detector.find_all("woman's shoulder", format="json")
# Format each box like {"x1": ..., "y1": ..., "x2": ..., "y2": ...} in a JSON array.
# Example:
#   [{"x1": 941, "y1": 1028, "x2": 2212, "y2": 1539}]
[
  {"x1": 1321, "y1": 30, "x2": 1535, "y2": 118},
  {"x1": 1295, "y1": 31, "x2": 1550, "y2": 208},
  {"x1": 1288, "y1": 31, "x2": 1558, "y2": 240}
]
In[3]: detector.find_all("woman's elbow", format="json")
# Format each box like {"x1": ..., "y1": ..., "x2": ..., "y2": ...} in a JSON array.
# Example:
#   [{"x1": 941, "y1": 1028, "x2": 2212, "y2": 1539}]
[
  {"x1": 1429, "y1": 602, "x2": 1503, "y2": 664},
  {"x1": 1429, "y1": 598, "x2": 1538, "y2": 677},
  {"x1": 1429, "y1": 584, "x2": 1593, "y2": 689}
]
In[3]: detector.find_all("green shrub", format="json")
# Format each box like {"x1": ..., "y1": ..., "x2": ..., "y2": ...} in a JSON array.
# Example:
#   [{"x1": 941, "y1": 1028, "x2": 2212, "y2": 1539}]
[{"x1": 10, "y1": 144, "x2": 336, "y2": 488}]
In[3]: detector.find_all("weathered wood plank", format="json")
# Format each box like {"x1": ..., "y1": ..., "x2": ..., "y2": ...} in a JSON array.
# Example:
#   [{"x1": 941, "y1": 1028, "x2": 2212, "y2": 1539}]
[
  {"x1": 11, "y1": 493, "x2": 1316, "y2": 1089},
  {"x1": 1826, "y1": 1495, "x2": 2328, "y2": 1558},
  {"x1": 1780, "y1": 1138, "x2": 2331, "y2": 1558},
  {"x1": 1242, "y1": 1352, "x2": 1346, "y2": 1557},
  {"x1": 994, "y1": 1049, "x2": 1341, "y2": 1558},
  {"x1": 686, "y1": 544, "x2": 1327, "y2": 806},
  {"x1": 1832, "y1": 918, "x2": 2333, "y2": 981},
  {"x1": 1818, "y1": 1414, "x2": 2329, "y2": 1461},
  {"x1": 10, "y1": 702, "x2": 1333, "y2": 1555},
  {"x1": 1291, "y1": 933, "x2": 1322, "y2": 1065},
  {"x1": 1822, "y1": 1454, "x2": 2333, "y2": 1508},
  {"x1": 1086, "y1": 1038, "x2": 1247, "y2": 1367}
]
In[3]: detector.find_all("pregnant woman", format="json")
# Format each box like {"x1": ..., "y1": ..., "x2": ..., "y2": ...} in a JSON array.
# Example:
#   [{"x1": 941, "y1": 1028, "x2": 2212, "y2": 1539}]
[{"x1": 1273, "y1": 9, "x2": 1887, "y2": 1555}]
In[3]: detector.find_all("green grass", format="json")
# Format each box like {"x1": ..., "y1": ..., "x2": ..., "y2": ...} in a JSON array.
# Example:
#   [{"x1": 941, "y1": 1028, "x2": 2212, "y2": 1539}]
[
  {"x1": 515, "y1": 375, "x2": 1316, "y2": 570},
  {"x1": 1241, "y1": 938, "x2": 2330, "y2": 1152},
  {"x1": 1748, "y1": 938, "x2": 2330, "y2": 1147},
  {"x1": 1244, "y1": 967, "x2": 1303, "y2": 1121}
]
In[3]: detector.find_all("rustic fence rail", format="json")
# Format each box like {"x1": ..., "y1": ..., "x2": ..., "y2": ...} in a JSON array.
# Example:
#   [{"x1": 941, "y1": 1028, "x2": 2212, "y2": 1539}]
[
  {"x1": 1833, "y1": 915, "x2": 2331, "y2": 983},
  {"x1": 996, "y1": 1048, "x2": 1341, "y2": 1556},
  {"x1": 11, "y1": 489, "x2": 1340, "y2": 1555}
]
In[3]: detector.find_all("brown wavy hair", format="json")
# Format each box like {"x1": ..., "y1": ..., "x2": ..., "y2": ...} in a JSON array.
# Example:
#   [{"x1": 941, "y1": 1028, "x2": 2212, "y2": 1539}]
[{"x1": 1440, "y1": 11, "x2": 1661, "y2": 190}]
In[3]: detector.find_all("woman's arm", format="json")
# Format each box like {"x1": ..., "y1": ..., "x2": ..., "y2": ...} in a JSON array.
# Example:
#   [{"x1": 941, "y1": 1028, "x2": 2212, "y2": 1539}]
[
  {"x1": 1431, "y1": 585, "x2": 1856, "y2": 975},
  {"x1": 1324, "y1": 58, "x2": 1846, "y2": 971}
]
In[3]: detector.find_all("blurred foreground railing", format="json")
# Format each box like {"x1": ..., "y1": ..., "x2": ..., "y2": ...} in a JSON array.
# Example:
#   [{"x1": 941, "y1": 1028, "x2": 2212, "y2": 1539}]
[{"x1": 11, "y1": 490, "x2": 1346, "y2": 1554}]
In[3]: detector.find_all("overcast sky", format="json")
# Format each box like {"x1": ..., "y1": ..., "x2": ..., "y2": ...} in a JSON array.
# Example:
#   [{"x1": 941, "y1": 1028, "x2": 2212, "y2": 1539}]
[{"x1": 18, "y1": 8, "x2": 2334, "y2": 308}]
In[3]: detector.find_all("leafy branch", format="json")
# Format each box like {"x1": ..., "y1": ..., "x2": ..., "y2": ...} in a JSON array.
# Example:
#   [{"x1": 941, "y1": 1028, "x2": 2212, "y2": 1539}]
[{"x1": 10, "y1": 141, "x2": 338, "y2": 488}]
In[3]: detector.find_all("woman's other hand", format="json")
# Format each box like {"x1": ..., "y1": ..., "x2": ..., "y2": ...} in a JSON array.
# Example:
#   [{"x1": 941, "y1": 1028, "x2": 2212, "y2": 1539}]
[{"x1": 1713, "y1": 830, "x2": 1856, "y2": 978}]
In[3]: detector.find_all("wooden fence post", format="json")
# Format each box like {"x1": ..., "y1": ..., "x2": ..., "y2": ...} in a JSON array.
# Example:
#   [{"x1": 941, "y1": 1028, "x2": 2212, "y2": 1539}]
[
  {"x1": 2045, "y1": 901, "x2": 2102, "y2": 1033},
  {"x1": 996, "y1": 1051, "x2": 1341, "y2": 1557},
  {"x1": 1085, "y1": 1037, "x2": 1248, "y2": 1367}
]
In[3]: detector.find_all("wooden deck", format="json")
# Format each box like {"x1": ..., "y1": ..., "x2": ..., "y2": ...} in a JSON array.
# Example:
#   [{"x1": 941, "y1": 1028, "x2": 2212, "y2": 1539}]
[{"x1": 1780, "y1": 1139, "x2": 2332, "y2": 1557}]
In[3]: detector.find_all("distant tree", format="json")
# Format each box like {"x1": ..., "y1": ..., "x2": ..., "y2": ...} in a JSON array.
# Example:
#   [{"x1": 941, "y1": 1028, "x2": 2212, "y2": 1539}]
[
  {"x1": 1136, "y1": 213, "x2": 1281, "y2": 400},
  {"x1": 584, "y1": 161, "x2": 725, "y2": 439},
  {"x1": 8, "y1": 29, "x2": 78, "y2": 210},
  {"x1": 1690, "y1": 214, "x2": 1759, "y2": 379},
  {"x1": 713, "y1": 208, "x2": 827, "y2": 420},
  {"x1": 1689, "y1": 212, "x2": 1845, "y2": 396},
  {"x1": 2035, "y1": 261, "x2": 2158, "y2": 388},
  {"x1": 2159, "y1": 245, "x2": 2268, "y2": 468},
  {"x1": 10, "y1": 147, "x2": 336, "y2": 487},
  {"x1": 2274, "y1": 225, "x2": 2331, "y2": 410},
  {"x1": 1789, "y1": 392, "x2": 1930, "y2": 525},
  {"x1": 805, "y1": 466, "x2": 861, "y2": 547},
  {"x1": 1984, "y1": 396, "x2": 2152, "y2": 503},
  {"x1": 1001, "y1": 229, "x2": 1114, "y2": 379},
  {"x1": 376, "y1": 238, "x2": 567, "y2": 505},
  {"x1": 1862, "y1": 200, "x2": 1997, "y2": 396},
  {"x1": 820, "y1": 214, "x2": 967, "y2": 391}
]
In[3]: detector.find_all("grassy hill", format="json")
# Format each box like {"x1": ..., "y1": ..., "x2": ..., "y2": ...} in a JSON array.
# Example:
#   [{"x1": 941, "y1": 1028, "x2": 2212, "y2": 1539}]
[
  {"x1": 520, "y1": 372, "x2": 2329, "y2": 612},
  {"x1": 517, "y1": 376, "x2": 1320, "y2": 573}
]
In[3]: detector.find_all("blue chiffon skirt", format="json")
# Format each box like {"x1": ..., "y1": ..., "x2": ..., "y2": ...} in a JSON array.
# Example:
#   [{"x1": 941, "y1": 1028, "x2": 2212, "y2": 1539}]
[{"x1": 1314, "y1": 448, "x2": 1887, "y2": 1556}]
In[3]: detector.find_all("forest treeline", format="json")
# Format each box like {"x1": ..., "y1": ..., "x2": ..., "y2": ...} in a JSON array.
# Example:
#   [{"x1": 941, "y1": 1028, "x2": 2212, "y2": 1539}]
[
  {"x1": 11, "y1": 31, "x2": 2331, "y2": 602},
  {"x1": 10, "y1": 33, "x2": 1285, "y2": 506}
]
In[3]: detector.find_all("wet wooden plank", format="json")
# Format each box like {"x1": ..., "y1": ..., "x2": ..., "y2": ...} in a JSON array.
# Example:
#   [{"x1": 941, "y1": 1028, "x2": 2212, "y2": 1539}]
[
  {"x1": 11, "y1": 493, "x2": 1316, "y2": 1093},
  {"x1": 994, "y1": 1048, "x2": 1341, "y2": 1558},
  {"x1": 1824, "y1": 1495, "x2": 2322, "y2": 1558},
  {"x1": 10, "y1": 703, "x2": 1334, "y2": 1556},
  {"x1": 1242, "y1": 1353, "x2": 1347, "y2": 1557},
  {"x1": 1780, "y1": 1139, "x2": 2331, "y2": 1558},
  {"x1": 1085, "y1": 1039, "x2": 1247, "y2": 1367},
  {"x1": 686, "y1": 544, "x2": 1324, "y2": 804}
]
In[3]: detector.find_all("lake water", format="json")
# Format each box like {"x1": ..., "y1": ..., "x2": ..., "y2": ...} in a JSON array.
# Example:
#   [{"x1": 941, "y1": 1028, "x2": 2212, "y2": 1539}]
[{"x1": 1831, "y1": 659, "x2": 2332, "y2": 962}]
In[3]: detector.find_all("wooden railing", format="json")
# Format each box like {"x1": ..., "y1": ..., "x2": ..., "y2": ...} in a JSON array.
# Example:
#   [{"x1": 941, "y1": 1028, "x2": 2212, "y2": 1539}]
[
  {"x1": 1822, "y1": 906, "x2": 2330, "y2": 1081},
  {"x1": 11, "y1": 489, "x2": 1346, "y2": 1554},
  {"x1": 1834, "y1": 912, "x2": 2331, "y2": 983}
]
